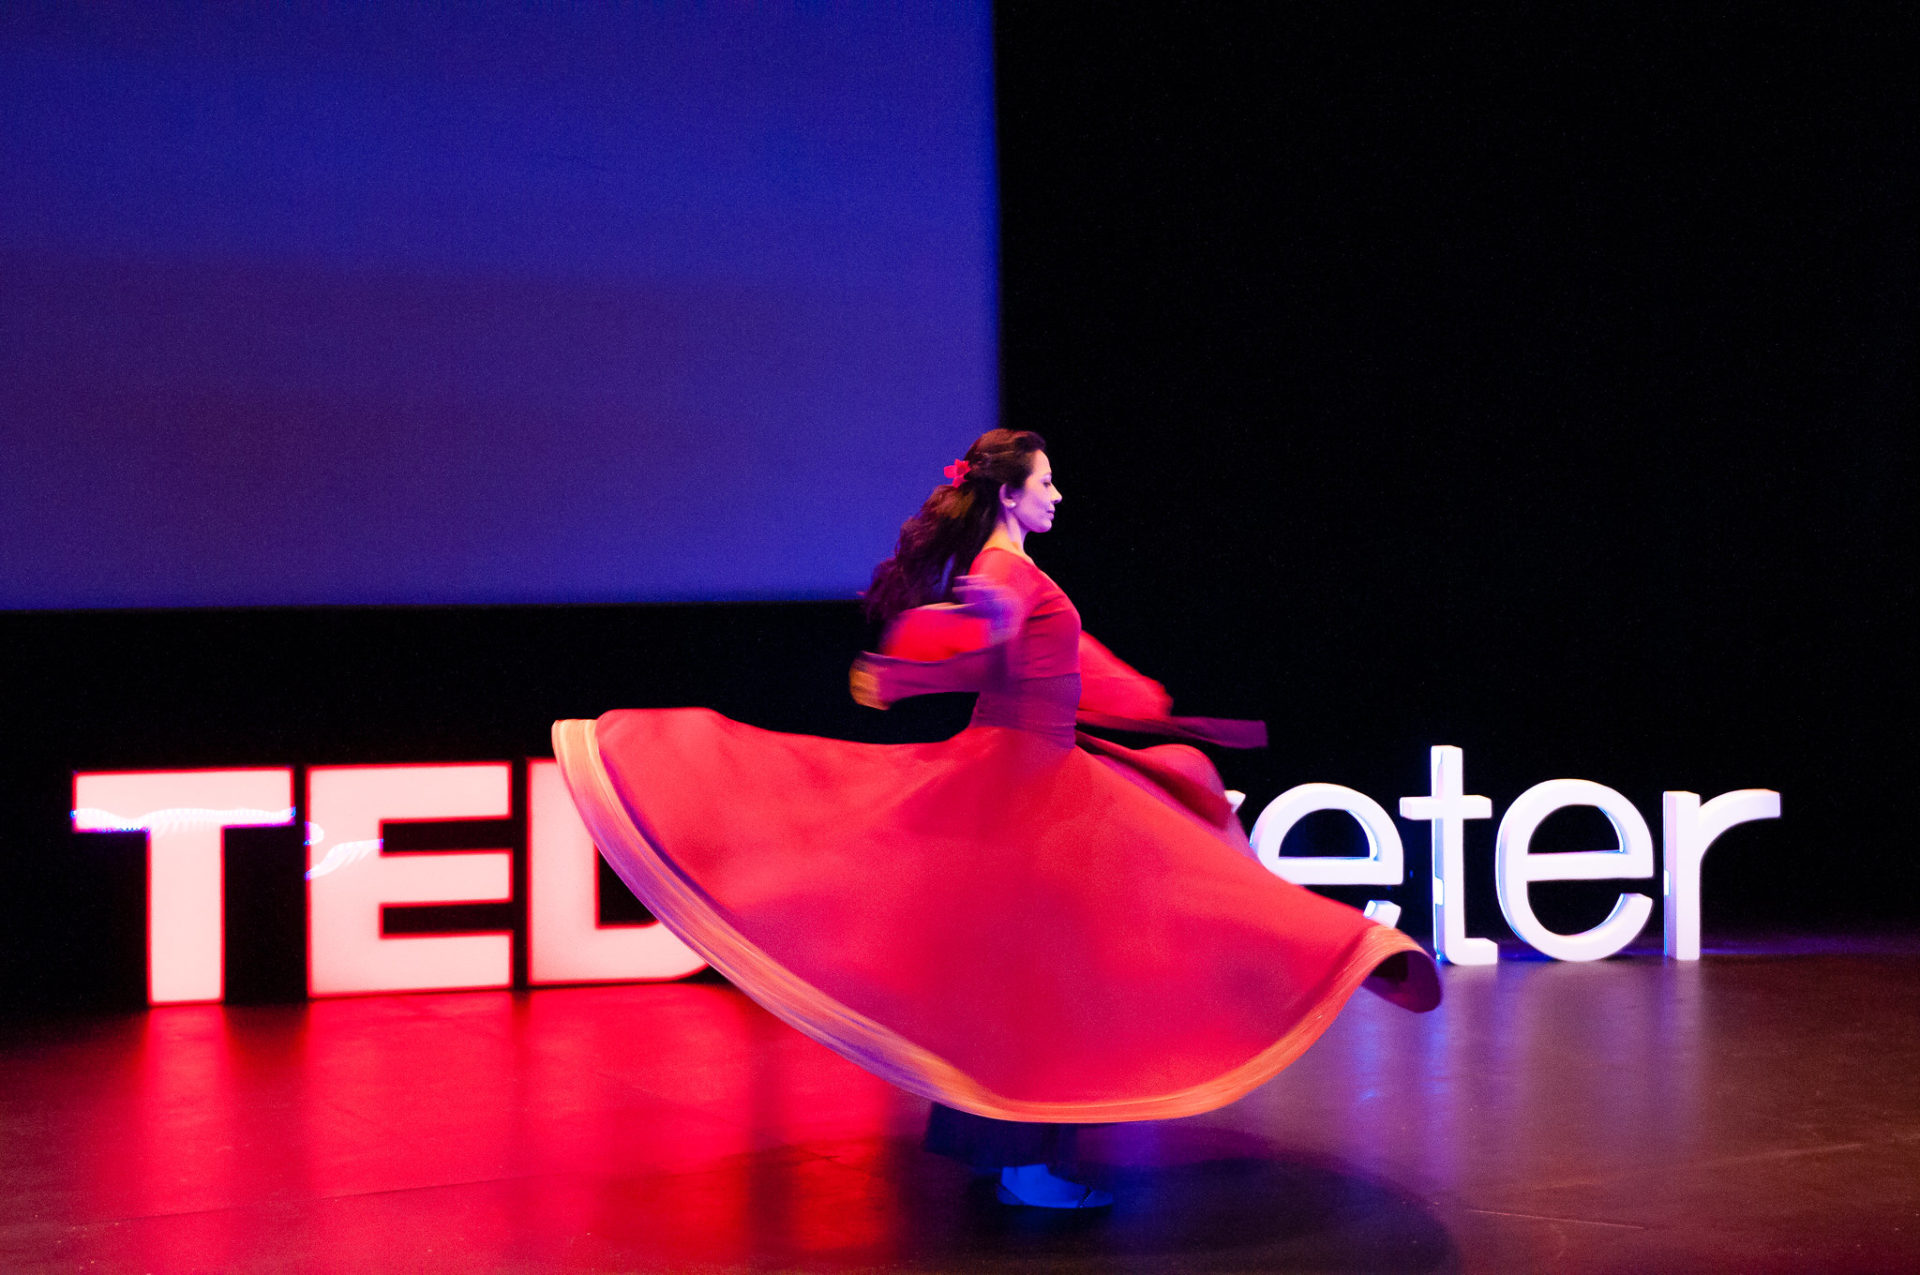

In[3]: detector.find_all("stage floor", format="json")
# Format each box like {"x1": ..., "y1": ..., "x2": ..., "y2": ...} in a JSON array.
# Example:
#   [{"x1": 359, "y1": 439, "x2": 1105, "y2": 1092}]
[{"x1": 3, "y1": 938, "x2": 1916, "y2": 1273}]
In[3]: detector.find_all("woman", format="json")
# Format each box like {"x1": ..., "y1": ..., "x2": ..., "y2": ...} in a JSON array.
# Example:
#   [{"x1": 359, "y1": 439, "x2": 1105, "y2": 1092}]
[{"x1": 553, "y1": 429, "x2": 1440, "y2": 1210}]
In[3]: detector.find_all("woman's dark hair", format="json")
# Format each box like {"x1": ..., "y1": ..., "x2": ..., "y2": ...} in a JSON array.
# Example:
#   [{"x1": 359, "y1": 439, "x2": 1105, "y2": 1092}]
[{"x1": 864, "y1": 429, "x2": 1047, "y2": 625}]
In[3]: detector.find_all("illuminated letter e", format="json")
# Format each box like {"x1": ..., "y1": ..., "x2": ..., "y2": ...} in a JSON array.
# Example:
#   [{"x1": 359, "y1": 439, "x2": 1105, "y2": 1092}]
[
  {"x1": 1251, "y1": 783, "x2": 1405, "y2": 928},
  {"x1": 307, "y1": 764, "x2": 512, "y2": 996},
  {"x1": 1495, "y1": 779, "x2": 1654, "y2": 962}
]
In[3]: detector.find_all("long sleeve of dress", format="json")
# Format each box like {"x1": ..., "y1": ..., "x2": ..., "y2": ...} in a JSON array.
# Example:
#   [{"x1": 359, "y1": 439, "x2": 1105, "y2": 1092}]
[
  {"x1": 852, "y1": 552, "x2": 1047, "y2": 706},
  {"x1": 1074, "y1": 633, "x2": 1268, "y2": 749},
  {"x1": 856, "y1": 553, "x2": 1264, "y2": 750}
]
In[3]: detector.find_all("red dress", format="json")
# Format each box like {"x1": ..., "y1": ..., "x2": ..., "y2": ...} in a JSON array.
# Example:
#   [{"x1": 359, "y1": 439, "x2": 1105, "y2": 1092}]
[{"x1": 553, "y1": 547, "x2": 1439, "y2": 1123}]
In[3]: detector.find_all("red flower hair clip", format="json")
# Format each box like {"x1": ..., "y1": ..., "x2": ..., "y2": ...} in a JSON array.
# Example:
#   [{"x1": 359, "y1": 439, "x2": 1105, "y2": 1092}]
[{"x1": 943, "y1": 459, "x2": 972, "y2": 487}]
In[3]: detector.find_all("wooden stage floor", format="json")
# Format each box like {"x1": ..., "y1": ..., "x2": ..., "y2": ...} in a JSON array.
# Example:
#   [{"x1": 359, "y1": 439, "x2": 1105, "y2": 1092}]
[{"x1": 3, "y1": 937, "x2": 1916, "y2": 1273}]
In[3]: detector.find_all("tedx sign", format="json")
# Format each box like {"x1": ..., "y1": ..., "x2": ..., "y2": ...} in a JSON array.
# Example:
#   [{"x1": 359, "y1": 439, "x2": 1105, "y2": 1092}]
[
  {"x1": 71, "y1": 761, "x2": 705, "y2": 1006},
  {"x1": 72, "y1": 745, "x2": 1778, "y2": 1006}
]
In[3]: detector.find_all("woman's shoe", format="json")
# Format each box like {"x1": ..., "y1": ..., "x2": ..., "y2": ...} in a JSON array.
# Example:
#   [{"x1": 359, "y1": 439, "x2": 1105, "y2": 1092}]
[{"x1": 996, "y1": 1163, "x2": 1114, "y2": 1209}]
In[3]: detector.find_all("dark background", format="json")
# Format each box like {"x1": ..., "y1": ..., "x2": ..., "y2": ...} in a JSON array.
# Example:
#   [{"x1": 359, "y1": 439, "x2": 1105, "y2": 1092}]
[{"x1": 4, "y1": 5, "x2": 1911, "y2": 1013}]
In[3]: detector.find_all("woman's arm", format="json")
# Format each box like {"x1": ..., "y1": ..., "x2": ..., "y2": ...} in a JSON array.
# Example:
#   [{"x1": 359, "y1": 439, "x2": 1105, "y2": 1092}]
[
  {"x1": 878, "y1": 574, "x2": 1020, "y2": 661},
  {"x1": 1075, "y1": 631, "x2": 1268, "y2": 749},
  {"x1": 1076, "y1": 632, "x2": 1175, "y2": 720},
  {"x1": 852, "y1": 568, "x2": 1031, "y2": 709}
]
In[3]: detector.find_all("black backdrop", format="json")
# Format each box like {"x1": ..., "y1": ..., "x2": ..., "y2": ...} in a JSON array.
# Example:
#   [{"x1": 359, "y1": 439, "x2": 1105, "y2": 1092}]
[
  {"x1": 3, "y1": 5, "x2": 1911, "y2": 1013},
  {"x1": 988, "y1": 5, "x2": 1912, "y2": 928}
]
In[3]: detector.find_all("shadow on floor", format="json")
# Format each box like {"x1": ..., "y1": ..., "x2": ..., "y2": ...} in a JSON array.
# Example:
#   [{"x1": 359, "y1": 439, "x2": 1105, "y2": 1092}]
[{"x1": 750, "y1": 1124, "x2": 1460, "y2": 1274}]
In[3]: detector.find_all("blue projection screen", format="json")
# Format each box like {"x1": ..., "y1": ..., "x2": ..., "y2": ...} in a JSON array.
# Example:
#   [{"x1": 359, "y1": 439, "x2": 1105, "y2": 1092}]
[{"x1": 1, "y1": 5, "x2": 997, "y2": 608}]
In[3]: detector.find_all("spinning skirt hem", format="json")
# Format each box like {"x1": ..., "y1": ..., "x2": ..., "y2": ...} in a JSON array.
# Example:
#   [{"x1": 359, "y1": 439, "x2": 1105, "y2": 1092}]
[{"x1": 553, "y1": 717, "x2": 1431, "y2": 1124}]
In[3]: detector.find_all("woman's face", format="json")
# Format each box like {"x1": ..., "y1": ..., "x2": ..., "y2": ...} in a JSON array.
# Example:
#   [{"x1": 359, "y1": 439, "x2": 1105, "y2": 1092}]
[{"x1": 1002, "y1": 450, "x2": 1062, "y2": 535}]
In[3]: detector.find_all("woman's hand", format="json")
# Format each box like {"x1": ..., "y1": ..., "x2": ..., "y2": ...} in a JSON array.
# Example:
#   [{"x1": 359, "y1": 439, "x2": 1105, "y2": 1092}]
[
  {"x1": 951, "y1": 574, "x2": 1019, "y2": 644},
  {"x1": 849, "y1": 657, "x2": 890, "y2": 710}
]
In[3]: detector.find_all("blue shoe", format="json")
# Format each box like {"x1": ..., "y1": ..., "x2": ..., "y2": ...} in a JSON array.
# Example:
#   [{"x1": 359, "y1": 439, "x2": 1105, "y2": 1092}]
[{"x1": 996, "y1": 1164, "x2": 1114, "y2": 1209}]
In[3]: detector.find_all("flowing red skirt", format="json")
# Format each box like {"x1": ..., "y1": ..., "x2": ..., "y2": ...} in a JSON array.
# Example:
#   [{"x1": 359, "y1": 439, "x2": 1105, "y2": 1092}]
[{"x1": 555, "y1": 709, "x2": 1439, "y2": 1123}]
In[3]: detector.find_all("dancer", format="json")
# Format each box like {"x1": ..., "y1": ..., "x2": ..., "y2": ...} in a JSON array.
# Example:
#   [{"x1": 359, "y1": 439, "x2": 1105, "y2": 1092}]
[{"x1": 554, "y1": 429, "x2": 1440, "y2": 1209}]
